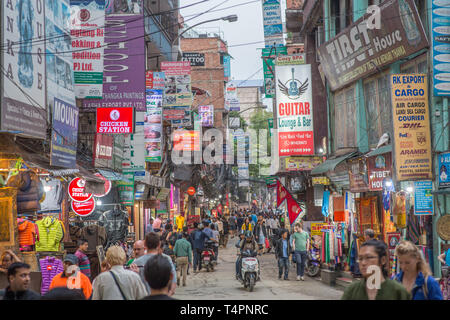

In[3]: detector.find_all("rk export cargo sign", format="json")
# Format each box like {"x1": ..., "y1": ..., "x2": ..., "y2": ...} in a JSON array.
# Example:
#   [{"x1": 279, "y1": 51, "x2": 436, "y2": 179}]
[
  {"x1": 391, "y1": 74, "x2": 432, "y2": 180},
  {"x1": 275, "y1": 64, "x2": 314, "y2": 156},
  {"x1": 97, "y1": 107, "x2": 134, "y2": 134},
  {"x1": 317, "y1": 0, "x2": 428, "y2": 91}
]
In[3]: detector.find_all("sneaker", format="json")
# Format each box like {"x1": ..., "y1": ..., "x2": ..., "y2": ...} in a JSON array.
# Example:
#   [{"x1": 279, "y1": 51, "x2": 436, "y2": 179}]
[
  {"x1": 297, "y1": 276, "x2": 301, "y2": 281},
  {"x1": 301, "y1": 276, "x2": 305, "y2": 281}
]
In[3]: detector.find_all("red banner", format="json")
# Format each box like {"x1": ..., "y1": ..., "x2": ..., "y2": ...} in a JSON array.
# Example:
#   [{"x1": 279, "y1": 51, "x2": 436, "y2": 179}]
[
  {"x1": 96, "y1": 107, "x2": 134, "y2": 134},
  {"x1": 278, "y1": 131, "x2": 314, "y2": 156},
  {"x1": 286, "y1": 193, "x2": 303, "y2": 226},
  {"x1": 93, "y1": 134, "x2": 113, "y2": 160},
  {"x1": 276, "y1": 180, "x2": 288, "y2": 207}
]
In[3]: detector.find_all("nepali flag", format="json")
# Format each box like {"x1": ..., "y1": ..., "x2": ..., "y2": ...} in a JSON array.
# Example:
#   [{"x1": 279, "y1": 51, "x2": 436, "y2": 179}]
[
  {"x1": 276, "y1": 180, "x2": 288, "y2": 207},
  {"x1": 286, "y1": 193, "x2": 303, "y2": 226}
]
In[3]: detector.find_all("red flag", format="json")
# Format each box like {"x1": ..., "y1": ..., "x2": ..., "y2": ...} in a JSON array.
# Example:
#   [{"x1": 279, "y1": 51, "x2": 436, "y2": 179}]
[
  {"x1": 286, "y1": 193, "x2": 303, "y2": 226},
  {"x1": 276, "y1": 180, "x2": 288, "y2": 207}
]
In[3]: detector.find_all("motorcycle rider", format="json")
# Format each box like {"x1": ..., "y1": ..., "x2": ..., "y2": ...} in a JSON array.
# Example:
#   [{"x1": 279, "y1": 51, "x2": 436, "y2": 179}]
[{"x1": 235, "y1": 231, "x2": 258, "y2": 280}]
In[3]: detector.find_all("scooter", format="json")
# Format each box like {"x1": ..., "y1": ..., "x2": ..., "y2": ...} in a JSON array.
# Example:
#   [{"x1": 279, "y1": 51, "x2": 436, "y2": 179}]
[
  {"x1": 306, "y1": 244, "x2": 321, "y2": 277},
  {"x1": 201, "y1": 240, "x2": 216, "y2": 272},
  {"x1": 238, "y1": 249, "x2": 260, "y2": 292}
]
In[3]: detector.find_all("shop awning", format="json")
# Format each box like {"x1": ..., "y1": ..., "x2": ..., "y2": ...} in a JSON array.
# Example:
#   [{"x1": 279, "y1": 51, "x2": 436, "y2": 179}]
[
  {"x1": 365, "y1": 144, "x2": 392, "y2": 158},
  {"x1": 98, "y1": 169, "x2": 123, "y2": 181},
  {"x1": 311, "y1": 152, "x2": 357, "y2": 175}
]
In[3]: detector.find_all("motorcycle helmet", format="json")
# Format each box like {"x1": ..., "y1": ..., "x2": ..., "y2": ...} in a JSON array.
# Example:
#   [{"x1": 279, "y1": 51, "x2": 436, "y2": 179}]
[{"x1": 245, "y1": 231, "x2": 252, "y2": 239}]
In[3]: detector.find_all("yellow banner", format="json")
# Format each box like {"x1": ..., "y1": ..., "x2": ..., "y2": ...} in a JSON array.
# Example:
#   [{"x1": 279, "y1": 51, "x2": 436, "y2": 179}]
[
  {"x1": 285, "y1": 156, "x2": 323, "y2": 171},
  {"x1": 391, "y1": 74, "x2": 432, "y2": 181},
  {"x1": 312, "y1": 176, "x2": 330, "y2": 185},
  {"x1": 311, "y1": 223, "x2": 333, "y2": 236}
]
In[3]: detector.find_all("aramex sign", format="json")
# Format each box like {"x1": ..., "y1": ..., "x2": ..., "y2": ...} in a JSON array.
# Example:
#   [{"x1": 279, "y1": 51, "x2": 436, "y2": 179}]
[{"x1": 317, "y1": 0, "x2": 428, "y2": 91}]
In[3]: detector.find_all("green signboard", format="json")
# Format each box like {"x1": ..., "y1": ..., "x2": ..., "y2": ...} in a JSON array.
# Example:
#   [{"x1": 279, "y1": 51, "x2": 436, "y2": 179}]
[
  {"x1": 268, "y1": 118, "x2": 274, "y2": 136},
  {"x1": 117, "y1": 171, "x2": 135, "y2": 206},
  {"x1": 262, "y1": 46, "x2": 287, "y2": 98}
]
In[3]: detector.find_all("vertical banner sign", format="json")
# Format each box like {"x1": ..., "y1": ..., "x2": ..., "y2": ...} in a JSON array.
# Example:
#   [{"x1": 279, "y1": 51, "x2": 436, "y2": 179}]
[
  {"x1": 70, "y1": 0, "x2": 104, "y2": 99},
  {"x1": 117, "y1": 172, "x2": 134, "y2": 206},
  {"x1": 432, "y1": 1, "x2": 450, "y2": 96},
  {"x1": 238, "y1": 164, "x2": 249, "y2": 187},
  {"x1": 262, "y1": 0, "x2": 283, "y2": 48},
  {"x1": 145, "y1": 89, "x2": 163, "y2": 162},
  {"x1": 414, "y1": 181, "x2": 433, "y2": 215},
  {"x1": 275, "y1": 64, "x2": 314, "y2": 156},
  {"x1": 146, "y1": 71, "x2": 165, "y2": 90},
  {"x1": 391, "y1": 74, "x2": 432, "y2": 180},
  {"x1": 262, "y1": 46, "x2": 287, "y2": 98},
  {"x1": 2, "y1": 0, "x2": 47, "y2": 138},
  {"x1": 438, "y1": 152, "x2": 450, "y2": 188},
  {"x1": 225, "y1": 83, "x2": 240, "y2": 111},
  {"x1": 367, "y1": 153, "x2": 392, "y2": 191},
  {"x1": 93, "y1": 133, "x2": 113, "y2": 168},
  {"x1": 223, "y1": 55, "x2": 231, "y2": 78},
  {"x1": 51, "y1": 98, "x2": 79, "y2": 168},
  {"x1": 84, "y1": 14, "x2": 146, "y2": 111},
  {"x1": 122, "y1": 112, "x2": 146, "y2": 181},
  {"x1": 161, "y1": 61, "x2": 192, "y2": 107},
  {"x1": 198, "y1": 105, "x2": 214, "y2": 127}
]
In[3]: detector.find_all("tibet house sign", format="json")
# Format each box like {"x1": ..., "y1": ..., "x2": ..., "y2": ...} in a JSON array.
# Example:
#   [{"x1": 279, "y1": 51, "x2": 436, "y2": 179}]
[
  {"x1": 97, "y1": 107, "x2": 134, "y2": 134},
  {"x1": 317, "y1": 0, "x2": 428, "y2": 91}
]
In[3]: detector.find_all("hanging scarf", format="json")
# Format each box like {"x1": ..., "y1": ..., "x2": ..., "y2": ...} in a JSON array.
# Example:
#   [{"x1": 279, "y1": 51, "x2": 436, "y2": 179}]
[
  {"x1": 322, "y1": 190, "x2": 330, "y2": 217},
  {"x1": 407, "y1": 207, "x2": 420, "y2": 244}
]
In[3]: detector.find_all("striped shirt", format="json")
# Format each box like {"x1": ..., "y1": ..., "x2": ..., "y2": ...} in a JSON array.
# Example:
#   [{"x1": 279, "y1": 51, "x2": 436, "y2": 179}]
[{"x1": 75, "y1": 250, "x2": 91, "y2": 279}]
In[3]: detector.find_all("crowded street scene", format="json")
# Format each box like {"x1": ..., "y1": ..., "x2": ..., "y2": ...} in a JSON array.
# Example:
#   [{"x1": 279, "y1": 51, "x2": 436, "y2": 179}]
[{"x1": 0, "y1": 0, "x2": 450, "y2": 305}]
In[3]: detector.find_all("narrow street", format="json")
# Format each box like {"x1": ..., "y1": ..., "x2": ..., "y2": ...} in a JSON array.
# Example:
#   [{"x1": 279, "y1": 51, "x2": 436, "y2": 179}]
[{"x1": 174, "y1": 237, "x2": 343, "y2": 300}]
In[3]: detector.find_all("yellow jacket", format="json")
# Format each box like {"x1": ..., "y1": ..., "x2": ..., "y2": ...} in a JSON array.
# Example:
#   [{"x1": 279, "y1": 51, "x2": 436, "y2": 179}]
[{"x1": 176, "y1": 215, "x2": 185, "y2": 232}]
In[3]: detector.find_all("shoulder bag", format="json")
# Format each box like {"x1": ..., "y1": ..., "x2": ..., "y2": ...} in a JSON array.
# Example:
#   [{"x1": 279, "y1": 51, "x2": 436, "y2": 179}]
[{"x1": 109, "y1": 271, "x2": 128, "y2": 300}]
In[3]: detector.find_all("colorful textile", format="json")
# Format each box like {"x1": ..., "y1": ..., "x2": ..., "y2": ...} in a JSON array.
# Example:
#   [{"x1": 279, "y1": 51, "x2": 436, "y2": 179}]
[
  {"x1": 322, "y1": 191, "x2": 330, "y2": 217},
  {"x1": 17, "y1": 219, "x2": 36, "y2": 247},
  {"x1": 49, "y1": 272, "x2": 92, "y2": 299},
  {"x1": 35, "y1": 217, "x2": 64, "y2": 252},
  {"x1": 407, "y1": 208, "x2": 420, "y2": 244},
  {"x1": 39, "y1": 256, "x2": 64, "y2": 295}
]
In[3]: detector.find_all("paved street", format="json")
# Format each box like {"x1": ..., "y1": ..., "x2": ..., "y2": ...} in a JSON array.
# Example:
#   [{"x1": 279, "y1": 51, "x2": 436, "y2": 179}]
[{"x1": 174, "y1": 237, "x2": 343, "y2": 300}]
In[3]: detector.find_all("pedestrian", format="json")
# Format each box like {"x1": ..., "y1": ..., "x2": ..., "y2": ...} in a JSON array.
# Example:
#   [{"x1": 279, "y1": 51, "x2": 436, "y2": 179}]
[
  {"x1": 251, "y1": 212, "x2": 258, "y2": 226},
  {"x1": 0, "y1": 262, "x2": 40, "y2": 300},
  {"x1": 191, "y1": 223, "x2": 214, "y2": 273},
  {"x1": 364, "y1": 229, "x2": 376, "y2": 242},
  {"x1": 49, "y1": 254, "x2": 92, "y2": 300},
  {"x1": 175, "y1": 213, "x2": 185, "y2": 232},
  {"x1": 74, "y1": 239, "x2": 91, "y2": 279},
  {"x1": 130, "y1": 232, "x2": 177, "y2": 295},
  {"x1": 152, "y1": 214, "x2": 162, "y2": 233},
  {"x1": 241, "y1": 217, "x2": 253, "y2": 234},
  {"x1": 216, "y1": 217, "x2": 224, "y2": 246},
  {"x1": 41, "y1": 287, "x2": 85, "y2": 300},
  {"x1": 141, "y1": 255, "x2": 177, "y2": 300},
  {"x1": 173, "y1": 232, "x2": 193, "y2": 287},
  {"x1": 291, "y1": 223, "x2": 310, "y2": 281},
  {"x1": 229, "y1": 214, "x2": 237, "y2": 238},
  {"x1": 236, "y1": 214, "x2": 244, "y2": 232},
  {"x1": 211, "y1": 224, "x2": 220, "y2": 261},
  {"x1": 438, "y1": 246, "x2": 450, "y2": 300},
  {"x1": 146, "y1": 218, "x2": 154, "y2": 234},
  {"x1": 92, "y1": 245, "x2": 147, "y2": 300},
  {"x1": 222, "y1": 216, "x2": 229, "y2": 248},
  {"x1": 126, "y1": 240, "x2": 146, "y2": 267},
  {"x1": 275, "y1": 229, "x2": 292, "y2": 280},
  {"x1": 254, "y1": 218, "x2": 267, "y2": 256},
  {"x1": 392, "y1": 240, "x2": 443, "y2": 300},
  {"x1": 0, "y1": 249, "x2": 21, "y2": 274},
  {"x1": 341, "y1": 240, "x2": 410, "y2": 300}
]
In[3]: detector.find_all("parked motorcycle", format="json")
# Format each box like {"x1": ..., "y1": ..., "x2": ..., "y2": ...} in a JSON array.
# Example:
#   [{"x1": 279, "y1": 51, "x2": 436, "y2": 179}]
[
  {"x1": 306, "y1": 244, "x2": 321, "y2": 277},
  {"x1": 237, "y1": 249, "x2": 260, "y2": 292},
  {"x1": 201, "y1": 240, "x2": 216, "y2": 272}
]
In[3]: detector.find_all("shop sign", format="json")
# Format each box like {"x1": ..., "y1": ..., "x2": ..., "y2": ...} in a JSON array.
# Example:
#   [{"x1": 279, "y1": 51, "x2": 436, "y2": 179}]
[
  {"x1": 229, "y1": 117, "x2": 240, "y2": 129},
  {"x1": 145, "y1": 89, "x2": 163, "y2": 163},
  {"x1": 161, "y1": 61, "x2": 192, "y2": 107},
  {"x1": 117, "y1": 172, "x2": 134, "y2": 206},
  {"x1": 312, "y1": 176, "x2": 330, "y2": 185},
  {"x1": 317, "y1": 0, "x2": 428, "y2": 91},
  {"x1": 391, "y1": 74, "x2": 432, "y2": 180},
  {"x1": 144, "y1": 173, "x2": 165, "y2": 188},
  {"x1": 146, "y1": 71, "x2": 165, "y2": 90},
  {"x1": 265, "y1": 177, "x2": 277, "y2": 188},
  {"x1": 172, "y1": 130, "x2": 200, "y2": 151},
  {"x1": 262, "y1": 46, "x2": 287, "y2": 98},
  {"x1": 285, "y1": 156, "x2": 322, "y2": 171},
  {"x1": 93, "y1": 173, "x2": 111, "y2": 198},
  {"x1": 431, "y1": 1, "x2": 450, "y2": 96},
  {"x1": 123, "y1": 112, "x2": 146, "y2": 180},
  {"x1": 311, "y1": 223, "x2": 332, "y2": 236},
  {"x1": 68, "y1": 178, "x2": 93, "y2": 202},
  {"x1": 198, "y1": 105, "x2": 214, "y2": 127},
  {"x1": 387, "y1": 232, "x2": 401, "y2": 272},
  {"x1": 70, "y1": 0, "x2": 105, "y2": 99},
  {"x1": 187, "y1": 187, "x2": 196, "y2": 196},
  {"x1": 225, "y1": 83, "x2": 240, "y2": 111},
  {"x1": 71, "y1": 198, "x2": 96, "y2": 217},
  {"x1": 275, "y1": 54, "x2": 305, "y2": 66},
  {"x1": 157, "y1": 188, "x2": 171, "y2": 201},
  {"x1": 367, "y1": 153, "x2": 392, "y2": 191},
  {"x1": 438, "y1": 152, "x2": 450, "y2": 188},
  {"x1": 182, "y1": 53, "x2": 205, "y2": 67},
  {"x1": 286, "y1": 0, "x2": 303, "y2": 10},
  {"x1": 414, "y1": 181, "x2": 433, "y2": 215},
  {"x1": 97, "y1": 107, "x2": 134, "y2": 134},
  {"x1": 224, "y1": 55, "x2": 231, "y2": 78},
  {"x1": 262, "y1": 0, "x2": 283, "y2": 48},
  {"x1": 348, "y1": 157, "x2": 369, "y2": 193},
  {"x1": 93, "y1": 134, "x2": 113, "y2": 168},
  {"x1": 276, "y1": 64, "x2": 314, "y2": 156}
]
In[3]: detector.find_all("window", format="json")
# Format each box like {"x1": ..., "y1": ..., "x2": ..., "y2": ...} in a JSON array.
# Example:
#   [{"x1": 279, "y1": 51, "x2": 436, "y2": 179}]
[
  {"x1": 400, "y1": 53, "x2": 427, "y2": 74},
  {"x1": 334, "y1": 85, "x2": 357, "y2": 150},
  {"x1": 414, "y1": 0, "x2": 428, "y2": 38},
  {"x1": 363, "y1": 73, "x2": 392, "y2": 147}
]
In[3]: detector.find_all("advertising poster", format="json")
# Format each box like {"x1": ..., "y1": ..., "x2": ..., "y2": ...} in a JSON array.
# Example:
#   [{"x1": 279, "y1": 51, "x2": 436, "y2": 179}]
[
  {"x1": 223, "y1": 55, "x2": 231, "y2": 78},
  {"x1": 122, "y1": 112, "x2": 145, "y2": 181},
  {"x1": 225, "y1": 83, "x2": 240, "y2": 111},
  {"x1": 2, "y1": 0, "x2": 47, "y2": 138},
  {"x1": 275, "y1": 64, "x2": 314, "y2": 156},
  {"x1": 262, "y1": 46, "x2": 287, "y2": 98},
  {"x1": 50, "y1": 98, "x2": 79, "y2": 168},
  {"x1": 238, "y1": 164, "x2": 249, "y2": 187},
  {"x1": 84, "y1": 14, "x2": 146, "y2": 111},
  {"x1": 172, "y1": 130, "x2": 200, "y2": 151},
  {"x1": 432, "y1": 1, "x2": 450, "y2": 96},
  {"x1": 317, "y1": 0, "x2": 428, "y2": 91},
  {"x1": 70, "y1": 0, "x2": 105, "y2": 99},
  {"x1": 117, "y1": 172, "x2": 135, "y2": 206},
  {"x1": 262, "y1": 0, "x2": 284, "y2": 48},
  {"x1": 182, "y1": 53, "x2": 205, "y2": 67},
  {"x1": 145, "y1": 89, "x2": 163, "y2": 162},
  {"x1": 367, "y1": 152, "x2": 392, "y2": 191},
  {"x1": 414, "y1": 181, "x2": 434, "y2": 215},
  {"x1": 391, "y1": 74, "x2": 432, "y2": 180},
  {"x1": 97, "y1": 107, "x2": 134, "y2": 133},
  {"x1": 161, "y1": 61, "x2": 192, "y2": 107},
  {"x1": 146, "y1": 71, "x2": 165, "y2": 90},
  {"x1": 198, "y1": 105, "x2": 214, "y2": 127},
  {"x1": 285, "y1": 157, "x2": 322, "y2": 171},
  {"x1": 438, "y1": 152, "x2": 450, "y2": 188}
]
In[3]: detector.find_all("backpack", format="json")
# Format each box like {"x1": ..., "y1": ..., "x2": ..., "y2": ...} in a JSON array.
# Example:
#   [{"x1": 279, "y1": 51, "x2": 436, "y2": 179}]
[{"x1": 169, "y1": 232, "x2": 178, "y2": 246}]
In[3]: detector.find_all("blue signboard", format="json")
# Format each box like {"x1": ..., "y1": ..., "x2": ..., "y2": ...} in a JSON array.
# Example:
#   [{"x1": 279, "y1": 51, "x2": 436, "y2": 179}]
[
  {"x1": 432, "y1": 2, "x2": 450, "y2": 96},
  {"x1": 438, "y1": 152, "x2": 450, "y2": 188},
  {"x1": 414, "y1": 181, "x2": 433, "y2": 215},
  {"x1": 262, "y1": 0, "x2": 283, "y2": 48},
  {"x1": 224, "y1": 55, "x2": 231, "y2": 78},
  {"x1": 50, "y1": 98, "x2": 79, "y2": 168}
]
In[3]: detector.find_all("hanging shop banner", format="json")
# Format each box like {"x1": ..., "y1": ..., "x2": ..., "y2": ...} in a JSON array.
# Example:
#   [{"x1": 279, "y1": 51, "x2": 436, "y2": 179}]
[
  {"x1": 145, "y1": 89, "x2": 163, "y2": 162},
  {"x1": 70, "y1": 0, "x2": 105, "y2": 99},
  {"x1": 50, "y1": 98, "x2": 79, "y2": 168},
  {"x1": 84, "y1": 14, "x2": 146, "y2": 111},
  {"x1": 170, "y1": 111, "x2": 192, "y2": 127},
  {"x1": 262, "y1": 46, "x2": 287, "y2": 98},
  {"x1": 348, "y1": 157, "x2": 369, "y2": 193},
  {"x1": 438, "y1": 152, "x2": 450, "y2": 188},
  {"x1": 71, "y1": 198, "x2": 96, "y2": 216},
  {"x1": 311, "y1": 223, "x2": 333, "y2": 236},
  {"x1": 367, "y1": 152, "x2": 392, "y2": 191},
  {"x1": 93, "y1": 173, "x2": 111, "y2": 197},
  {"x1": 285, "y1": 157, "x2": 322, "y2": 171},
  {"x1": 68, "y1": 178, "x2": 93, "y2": 202},
  {"x1": 161, "y1": 61, "x2": 192, "y2": 107},
  {"x1": 123, "y1": 112, "x2": 146, "y2": 181},
  {"x1": 225, "y1": 83, "x2": 240, "y2": 111},
  {"x1": 317, "y1": 0, "x2": 428, "y2": 92},
  {"x1": 262, "y1": 0, "x2": 284, "y2": 48},
  {"x1": 182, "y1": 53, "x2": 205, "y2": 67},
  {"x1": 172, "y1": 130, "x2": 200, "y2": 152},
  {"x1": 93, "y1": 134, "x2": 113, "y2": 161},
  {"x1": 432, "y1": 1, "x2": 450, "y2": 96},
  {"x1": 224, "y1": 55, "x2": 231, "y2": 78},
  {"x1": 414, "y1": 181, "x2": 434, "y2": 215},
  {"x1": 117, "y1": 172, "x2": 134, "y2": 206},
  {"x1": 163, "y1": 106, "x2": 189, "y2": 120},
  {"x1": 238, "y1": 164, "x2": 249, "y2": 187},
  {"x1": 97, "y1": 107, "x2": 134, "y2": 133},
  {"x1": 146, "y1": 71, "x2": 165, "y2": 90},
  {"x1": 1, "y1": 0, "x2": 47, "y2": 139},
  {"x1": 275, "y1": 54, "x2": 306, "y2": 66},
  {"x1": 198, "y1": 105, "x2": 214, "y2": 127},
  {"x1": 312, "y1": 176, "x2": 330, "y2": 185},
  {"x1": 276, "y1": 64, "x2": 314, "y2": 156},
  {"x1": 113, "y1": 135, "x2": 125, "y2": 171},
  {"x1": 391, "y1": 74, "x2": 432, "y2": 180}
]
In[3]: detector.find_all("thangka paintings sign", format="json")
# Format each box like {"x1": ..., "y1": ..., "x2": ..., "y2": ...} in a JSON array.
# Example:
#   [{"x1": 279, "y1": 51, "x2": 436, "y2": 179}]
[
  {"x1": 161, "y1": 61, "x2": 192, "y2": 107},
  {"x1": 1, "y1": 0, "x2": 47, "y2": 138},
  {"x1": 198, "y1": 105, "x2": 214, "y2": 127},
  {"x1": 145, "y1": 89, "x2": 163, "y2": 162},
  {"x1": 275, "y1": 64, "x2": 314, "y2": 156},
  {"x1": 70, "y1": 0, "x2": 105, "y2": 99}
]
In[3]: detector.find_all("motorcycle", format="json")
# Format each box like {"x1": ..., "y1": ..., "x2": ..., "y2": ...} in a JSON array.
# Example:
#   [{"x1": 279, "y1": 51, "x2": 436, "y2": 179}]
[
  {"x1": 201, "y1": 240, "x2": 216, "y2": 272},
  {"x1": 238, "y1": 249, "x2": 260, "y2": 292},
  {"x1": 306, "y1": 244, "x2": 321, "y2": 277}
]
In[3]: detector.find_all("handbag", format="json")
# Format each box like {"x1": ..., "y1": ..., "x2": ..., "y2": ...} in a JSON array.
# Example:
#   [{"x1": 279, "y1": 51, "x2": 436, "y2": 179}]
[
  {"x1": 265, "y1": 238, "x2": 270, "y2": 249},
  {"x1": 109, "y1": 271, "x2": 128, "y2": 300}
]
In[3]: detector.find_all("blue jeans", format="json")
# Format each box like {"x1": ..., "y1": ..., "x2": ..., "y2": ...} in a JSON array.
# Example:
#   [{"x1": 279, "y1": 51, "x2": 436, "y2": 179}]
[
  {"x1": 278, "y1": 257, "x2": 289, "y2": 279},
  {"x1": 236, "y1": 256, "x2": 241, "y2": 277},
  {"x1": 294, "y1": 250, "x2": 308, "y2": 277},
  {"x1": 194, "y1": 249, "x2": 202, "y2": 271}
]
